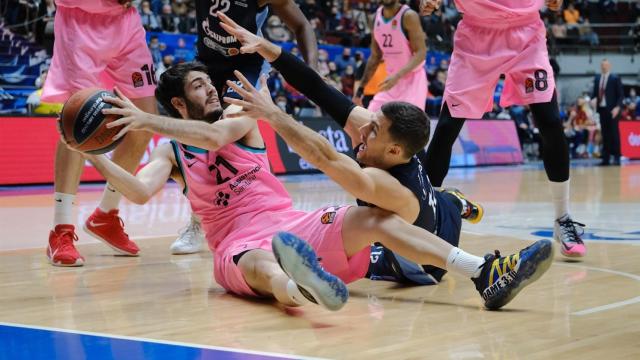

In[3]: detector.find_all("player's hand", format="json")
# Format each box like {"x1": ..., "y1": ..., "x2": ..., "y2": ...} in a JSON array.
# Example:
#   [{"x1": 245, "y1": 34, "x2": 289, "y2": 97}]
[
  {"x1": 352, "y1": 95, "x2": 363, "y2": 107},
  {"x1": 545, "y1": 0, "x2": 562, "y2": 12},
  {"x1": 102, "y1": 87, "x2": 151, "y2": 140},
  {"x1": 217, "y1": 12, "x2": 263, "y2": 55},
  {"x1": 379, "y1": 74, "x2": 400, "y2": 92},
  {"x1": 419, "y1": 0, "x2": 441, "y2": 16},
  {"x1": 223, "y1": 71, "x2": 281, "y2": 121}
]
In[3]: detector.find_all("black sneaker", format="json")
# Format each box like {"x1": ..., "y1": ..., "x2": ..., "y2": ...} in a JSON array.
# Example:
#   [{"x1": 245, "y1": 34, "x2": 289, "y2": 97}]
[{"x1": 472, "y1": 239, "x2": 553, "y2": 310}]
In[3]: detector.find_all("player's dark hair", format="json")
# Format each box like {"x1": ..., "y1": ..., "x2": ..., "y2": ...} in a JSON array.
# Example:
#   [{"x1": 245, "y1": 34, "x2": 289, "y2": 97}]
[
  {"x1": 155, "y1": 62, "x2": 209, "y2": 118},
  {"x1": 381, "y1": 102, "x2": 430, "y2": 158}
]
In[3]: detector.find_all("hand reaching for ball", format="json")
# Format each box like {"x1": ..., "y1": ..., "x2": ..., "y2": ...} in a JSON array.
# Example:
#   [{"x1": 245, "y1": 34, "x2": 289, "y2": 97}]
[{"x1": 102, "y1": 87, "x2": 153, "y2": 141}]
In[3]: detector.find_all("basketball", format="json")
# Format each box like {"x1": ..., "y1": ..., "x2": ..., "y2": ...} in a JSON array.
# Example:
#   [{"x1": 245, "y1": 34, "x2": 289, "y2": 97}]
[{"x1": 59, "y1": 88, "x2": 124, "y2": 154}]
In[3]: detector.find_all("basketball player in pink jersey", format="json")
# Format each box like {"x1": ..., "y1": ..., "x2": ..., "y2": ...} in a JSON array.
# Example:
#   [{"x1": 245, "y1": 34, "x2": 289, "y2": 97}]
[
  {"x1": 69, "y1": 59, "x2": 553, "y2": 311},
  {"x1": 42, "y1": 0, "x2": 158, "y2": 266},
  {"x1": 354, "y1": 0, "x2": 427, "y2": 112},
  {"x1": 420, "y1": 0, "x2": 587, "y2": 258}
]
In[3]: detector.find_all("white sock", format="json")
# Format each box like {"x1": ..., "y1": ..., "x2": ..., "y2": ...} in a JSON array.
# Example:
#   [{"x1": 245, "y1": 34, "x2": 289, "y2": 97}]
[
  {"x1": 98, "y1": 183, "x2": 122, "y2": 212},
  {"x1": 446, "y1": 248, "x2": 485, "y2": 279},
  {"x1": 549, "y1": 180, "x2": 570, "y2": 220},
  {"x1": 53, "y1": 192, "x2": 75, "y2": 227},
  {"x1": 286, "y1": 279, "x2": 310, "y2": 305}
]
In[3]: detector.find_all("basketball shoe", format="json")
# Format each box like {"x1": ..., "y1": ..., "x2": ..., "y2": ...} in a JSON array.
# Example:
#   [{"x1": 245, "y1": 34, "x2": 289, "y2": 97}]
[
  {"x1": 272, "y1": 232, "x2": 349, "y2": 311},
  {"x1": 554, "y1": 214, "x2": 586, "y2": 258},
  {"x1": 84, "y1": 208, "x2": 139, "y2": 256},
  {"x1": 442, "y1": 188, "x2": 484, "y2": 224},
  {"x1": 47, "y1": 224, "x2": 84, "y2": 267},
  {"x1": 170, "y1": 216, "x2": 204, "y2": 255},
  {"x1": 472, "y1": 239, "x2": 553, "y2": 310}
]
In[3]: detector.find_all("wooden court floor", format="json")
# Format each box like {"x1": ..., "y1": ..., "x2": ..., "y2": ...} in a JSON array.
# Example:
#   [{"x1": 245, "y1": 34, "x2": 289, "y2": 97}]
[{"x1": 1, "y1": 163, "x2": 639, "y2": 359}]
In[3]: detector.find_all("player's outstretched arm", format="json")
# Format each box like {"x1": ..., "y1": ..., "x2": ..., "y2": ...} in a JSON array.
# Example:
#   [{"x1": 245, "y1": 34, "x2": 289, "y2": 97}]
[
  {"x1": 224, "y1": 73, "x2": 419, "y2": 220},
  {"x1": 103, "y1": 88, "x2": 256, "y2": 151},
  {"x1": 218, "y1": 12, "x2": 371, "y2": 145},
  {"x1": 82, "y1": 144, "x2": 175, "y2": 205}
]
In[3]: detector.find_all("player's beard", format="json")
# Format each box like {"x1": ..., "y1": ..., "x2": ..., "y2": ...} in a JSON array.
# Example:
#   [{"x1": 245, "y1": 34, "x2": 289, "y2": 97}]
[{"x1": 185, "y1": 97, "x2": 223, "y2": 124}]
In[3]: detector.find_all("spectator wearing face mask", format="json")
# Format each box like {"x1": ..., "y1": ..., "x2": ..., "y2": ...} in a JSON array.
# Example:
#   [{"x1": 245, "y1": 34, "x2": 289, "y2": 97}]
[
  {"x1": 335, "y1": 47, "x2": 357, "y2": 75},
  {"x1": 341, "y1": 65, "x2": 356, "y2": 97}
]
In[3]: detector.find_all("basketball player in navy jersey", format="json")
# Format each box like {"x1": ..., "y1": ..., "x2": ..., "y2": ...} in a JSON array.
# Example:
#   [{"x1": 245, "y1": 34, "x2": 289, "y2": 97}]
[{"x1": 171, "y1": 0, "x2": 319, "y2": 254}]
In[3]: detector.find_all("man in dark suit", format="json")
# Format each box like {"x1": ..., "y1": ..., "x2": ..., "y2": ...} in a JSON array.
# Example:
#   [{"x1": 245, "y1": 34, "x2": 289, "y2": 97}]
[{"x1": 592, "y1": 59, "x2": 625, "y2": 165}]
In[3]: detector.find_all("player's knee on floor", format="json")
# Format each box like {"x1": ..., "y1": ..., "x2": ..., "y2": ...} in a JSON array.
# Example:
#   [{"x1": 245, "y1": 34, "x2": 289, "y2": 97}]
[{"x1": 236, "y1": 250, "x2": 282, "y2": 296}]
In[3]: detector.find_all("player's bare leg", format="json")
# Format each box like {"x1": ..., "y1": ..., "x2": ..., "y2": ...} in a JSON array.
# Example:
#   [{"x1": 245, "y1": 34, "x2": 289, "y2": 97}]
[{"x1": 84, "y1": 96, "x2": 156, "y2": 257}]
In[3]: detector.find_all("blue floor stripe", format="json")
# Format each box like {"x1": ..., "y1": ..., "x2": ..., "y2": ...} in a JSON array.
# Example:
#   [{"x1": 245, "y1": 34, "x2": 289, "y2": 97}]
[{"x1": 0, "y1": 324, "x2": 299, "y2": 360}]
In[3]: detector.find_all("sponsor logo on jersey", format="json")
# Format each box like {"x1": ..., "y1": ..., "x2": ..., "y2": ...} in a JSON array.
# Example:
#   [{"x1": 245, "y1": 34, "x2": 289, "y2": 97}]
[
  {"x1": 215, "y1": 191, "x2": 231, "y2": 207},
  {"x1": 320, "y1": 211, "x2": 337, "y2": 224},
  {"x1": 525, "y1": 78, "x2": 534, "y2": 94},
  {"x1": 132, "y1": 72, "x2": 144, "y2": 88}
]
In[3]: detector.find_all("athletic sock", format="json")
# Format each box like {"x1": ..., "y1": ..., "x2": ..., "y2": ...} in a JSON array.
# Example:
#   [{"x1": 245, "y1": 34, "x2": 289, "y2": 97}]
[
  {"x1": 549, "y1": 179, "x2": 570, "y2": 220},
  {"x1": 53, "y1": 192, "x2": 75, "y2": 226},
  {"x1": 446, "y1": 248, "x2": 485, "y2": 279},
  {"x1": 286, "y1": 279, "x2": 311, "y2": 305},
  {"x1": 98, "y1": 183, "x2": 122, "y2": 212}
]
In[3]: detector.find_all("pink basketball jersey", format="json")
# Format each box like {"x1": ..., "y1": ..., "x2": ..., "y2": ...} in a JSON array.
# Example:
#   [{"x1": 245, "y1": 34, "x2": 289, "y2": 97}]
[
  {"x1": 373, "y1": 5, "x2": 424, "y2": 75},
  {"x1": 55, "y1": 0, "x2": 124, "y2": 14},
  {"x1": 170, "y1": 140, "x2": 293, "y2": 249},
  {"x1": 454, "y1": 0, "x2": 544, "y2": 26}
]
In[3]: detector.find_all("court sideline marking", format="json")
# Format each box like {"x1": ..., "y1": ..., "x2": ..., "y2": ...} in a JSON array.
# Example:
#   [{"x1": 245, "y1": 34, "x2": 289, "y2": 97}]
[
  {"x1": 556, "y1": 263, "x2": 640, "y2": 316},
  {"x1": 0, "y1": 322, "x2": 326, "y2": 360}
]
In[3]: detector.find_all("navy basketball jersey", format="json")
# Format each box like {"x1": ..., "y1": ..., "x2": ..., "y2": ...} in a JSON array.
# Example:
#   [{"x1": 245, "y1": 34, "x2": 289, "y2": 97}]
[{"x1": 195, "y1": 0, "x2": 269, "y2": 72}]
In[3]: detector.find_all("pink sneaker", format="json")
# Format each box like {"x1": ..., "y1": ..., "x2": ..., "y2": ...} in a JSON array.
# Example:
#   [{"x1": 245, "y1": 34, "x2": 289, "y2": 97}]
[{"x1": 554, "y1": 215, "x2": 586, "y2": 258}]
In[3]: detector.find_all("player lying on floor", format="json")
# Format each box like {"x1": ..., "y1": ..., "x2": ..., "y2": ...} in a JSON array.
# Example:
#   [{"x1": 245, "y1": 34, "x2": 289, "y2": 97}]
[
  {"x1": 218, "y1": 12, "x2": 485, "y2": 286},
  {"x1": 69, "y1": 61, "x2": 551, "y2": 311}
]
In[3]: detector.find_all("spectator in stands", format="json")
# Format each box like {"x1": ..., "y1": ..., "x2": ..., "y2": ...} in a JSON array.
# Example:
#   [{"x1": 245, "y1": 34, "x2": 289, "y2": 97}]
[
  {"x1": 551, "y1": 17, "x2": 568, "y2": 44},
  {"x1": 349, "y1": 2, "x2": 371, "y2": 45},
  {"x1": 341, "y1": 64, "x2": 356, "y2": 97},
  {"x1": 317, "y1": 49, "x2": 330, "y2": 77},
  {"x1": 625, "y1": 87, "x2": 639, "y2": 108},
  {"x1": 579, "y1": 19, "x2": 599, "y2": 46},
  {"x1": 621, "y1": 101, "x2": 638, "y2": 121},
  {"x1": 155, "y1": 54, "x2": 174, "y2": 79},
  {"x1": 160, "y1": 4, "x2": 179, "y2": 33},
  {"x1": 265, "y1": 16, "x2": 292, "y2": 42},
  {"x1": 148, "y1": 35, "x2": 164, "y2": 68},
  {"x1": 568, "y1": 96, "x2": 595, "y2": 158},
  {"x1": 334, "y1": 47, "x2": 356, "y2": 75},
  {"x1": 591, "y1": 59, "x2": 624, "y2": 166},
  {"x1": 563, "y1": 3, "x2": 580, "y2": 28},
  {"x1": 185, "y1": 8, "x2": 197, "y2": 34},
  {"x1": 274, "y1": 93, "x2": 294, "y2": 115},
  {"x1": 268, "y1": 70, "x2": 285, "y2": 97},
  {"x1": 429, "y1": 69, "x2": 446, "y2": 98},
  {"x1": 139, "y1": 1, "x2": 161, "y2": 32}
]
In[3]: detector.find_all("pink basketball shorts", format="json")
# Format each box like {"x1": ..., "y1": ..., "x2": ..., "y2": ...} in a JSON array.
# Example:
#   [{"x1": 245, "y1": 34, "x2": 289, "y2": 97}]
[
  {"x1": 368, "y1": 69, "x2": 428, "y2": 112},
  {"x1": 41, "y1": 6, "x2": 156, "y2": 103},
  {"x1": 213, "y1": 205, "x2": 371, "y2": 297},
  {"x1": 444, "y1": 18, "x2": 555, "y2": 119}
]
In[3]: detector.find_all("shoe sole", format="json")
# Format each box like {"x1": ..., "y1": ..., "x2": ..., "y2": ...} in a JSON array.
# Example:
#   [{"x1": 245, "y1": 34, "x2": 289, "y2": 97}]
[
  {"x1": 444, "y1": 188, "x2": 484, "y2": 224},
  {"x1": 83, "y1": 224, "x2": 139, "y2": 256},
  {"x1": 485, "y1": 240, "x2": 554, "y2": 310},
  {"x1": 272, "y1": 232, "x2": 348, "y2": 311},
  {"x1": 170, "y1": 247, "x2": 202, "y2": 255},
  {"x1": 47, "y1": 255, "x2": 84, "y2": 267},
  {"x1": 554, "y1": 235, "x2": 587, "y2": 258}
]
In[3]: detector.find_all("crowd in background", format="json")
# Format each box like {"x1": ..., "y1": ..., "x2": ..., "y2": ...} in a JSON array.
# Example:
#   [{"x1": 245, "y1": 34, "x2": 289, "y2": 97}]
[{"x1": 2, "y1": 0, "x2": 640, "y2": 162}]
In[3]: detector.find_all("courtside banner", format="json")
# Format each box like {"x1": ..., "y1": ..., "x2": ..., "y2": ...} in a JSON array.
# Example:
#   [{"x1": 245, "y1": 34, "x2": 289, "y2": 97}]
[
  {"x1": 0, "y1": 117, "x2": 522, "y2": 184},
  {"x1": 619, "y1": 121, "x2": 640, "y2": 159}
]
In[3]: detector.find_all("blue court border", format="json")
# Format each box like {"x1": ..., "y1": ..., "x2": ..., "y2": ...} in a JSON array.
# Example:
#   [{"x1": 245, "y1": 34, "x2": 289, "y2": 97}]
[{"x1": 0, "y1": 322, "x2": 320, "y2": 360}]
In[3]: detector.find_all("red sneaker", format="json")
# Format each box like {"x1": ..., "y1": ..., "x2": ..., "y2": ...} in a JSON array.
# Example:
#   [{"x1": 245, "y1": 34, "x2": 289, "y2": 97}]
[
  {"x1": 47, "y1": 224, "x2": 84, "y2": 267},
  {"x1": 84, "y1": 208, "x2": 139, "y2": 256}
]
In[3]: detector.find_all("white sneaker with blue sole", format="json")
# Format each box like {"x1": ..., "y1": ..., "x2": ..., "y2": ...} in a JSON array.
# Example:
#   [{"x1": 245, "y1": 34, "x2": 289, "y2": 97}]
[{"x1": 271, "y1": 232, "x2": 349, "y2": 311}]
